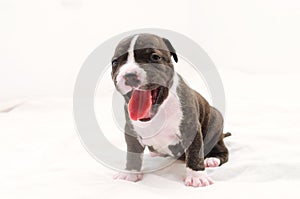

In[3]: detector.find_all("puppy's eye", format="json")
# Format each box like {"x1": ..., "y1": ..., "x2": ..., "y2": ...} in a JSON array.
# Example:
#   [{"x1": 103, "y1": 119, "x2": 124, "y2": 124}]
[
  {"x1": 112, "y1": 60, "x2": 118, "y2": 68},
  {"x1": 150, "y1": 53, "x2": 161, "y2": 62}
]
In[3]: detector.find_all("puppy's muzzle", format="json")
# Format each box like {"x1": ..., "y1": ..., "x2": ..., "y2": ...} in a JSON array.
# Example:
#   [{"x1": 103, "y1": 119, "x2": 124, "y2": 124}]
[{"x1": 124, "y1": 73, "x2": 141, "y2": 87}]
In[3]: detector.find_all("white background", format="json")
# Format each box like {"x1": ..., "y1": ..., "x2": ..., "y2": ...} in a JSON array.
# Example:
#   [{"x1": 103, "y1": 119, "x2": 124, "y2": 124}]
[
  {"x1": 1, "y1": 0, "x2": 300, "y2": 98},
  {"x1": 1, "y1": 0, "x2": 300, "y2": 198}
]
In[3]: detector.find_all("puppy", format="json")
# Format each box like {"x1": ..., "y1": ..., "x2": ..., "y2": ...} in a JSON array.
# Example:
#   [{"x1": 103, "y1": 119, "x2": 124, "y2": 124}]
[{"x1": 111, "y1": 33, "x2": 230, "y2": 187}]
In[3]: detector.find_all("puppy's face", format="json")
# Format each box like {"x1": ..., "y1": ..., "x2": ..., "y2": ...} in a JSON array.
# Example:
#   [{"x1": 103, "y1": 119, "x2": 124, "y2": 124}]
[{"x1": 111, "y1": 34, "x2": 178, "y2": 122}]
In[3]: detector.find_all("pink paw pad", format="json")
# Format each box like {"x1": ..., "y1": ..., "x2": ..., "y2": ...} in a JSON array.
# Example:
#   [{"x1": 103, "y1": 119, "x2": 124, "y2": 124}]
[
  {"x1": 184, "y1": 169, "x2": 214, "y2": 187},
  {"x1": 113, "y1": 172, "x2": 143, "y2": 182},
  {"x1": 204, "y1": 157, "x2": 220, "y2": 168}
]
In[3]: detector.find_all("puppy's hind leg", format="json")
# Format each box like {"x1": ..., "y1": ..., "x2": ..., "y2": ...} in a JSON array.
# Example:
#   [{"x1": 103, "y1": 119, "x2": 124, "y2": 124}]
[
  {"x1": 205, "y1": 136, "x2": 229, "y2": 167},
  {"x1": 204, "y1": 107, "x2": 230, "y2": 168}
]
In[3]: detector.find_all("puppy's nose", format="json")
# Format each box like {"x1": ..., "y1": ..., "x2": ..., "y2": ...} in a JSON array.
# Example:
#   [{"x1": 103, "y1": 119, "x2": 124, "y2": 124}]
[{"x1": 124, "y1": 73, "x2": 140, "y2": 87}]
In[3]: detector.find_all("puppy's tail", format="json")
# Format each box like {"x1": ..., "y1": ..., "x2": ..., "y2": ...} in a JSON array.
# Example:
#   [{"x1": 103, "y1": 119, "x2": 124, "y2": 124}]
[{"x1": 223, "y1": 132, "x2": 232, "y2": 138}]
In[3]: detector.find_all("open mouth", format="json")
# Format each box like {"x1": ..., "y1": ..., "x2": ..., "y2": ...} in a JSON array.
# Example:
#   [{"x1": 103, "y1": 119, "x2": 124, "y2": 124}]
[{"x1": 125, "y1": 85, "x2": 169, "y2": 122}]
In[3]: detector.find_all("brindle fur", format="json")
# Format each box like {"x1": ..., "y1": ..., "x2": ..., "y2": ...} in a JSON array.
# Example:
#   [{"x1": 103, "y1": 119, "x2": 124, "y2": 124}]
[{"x1": 111, "y1": 33, "x2": 230, "y2": 172}]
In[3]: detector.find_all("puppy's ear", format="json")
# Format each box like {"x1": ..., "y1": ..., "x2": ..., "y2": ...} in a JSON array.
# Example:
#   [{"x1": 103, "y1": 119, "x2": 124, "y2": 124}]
[{"x1": 162, "y1": 38, "x2": 178, "y2": 63}]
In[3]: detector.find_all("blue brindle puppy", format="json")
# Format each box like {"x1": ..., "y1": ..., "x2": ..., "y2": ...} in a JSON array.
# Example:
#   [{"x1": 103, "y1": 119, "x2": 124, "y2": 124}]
[{"x1": 111, "y1": 33, "x2": 230, "y2": 187}]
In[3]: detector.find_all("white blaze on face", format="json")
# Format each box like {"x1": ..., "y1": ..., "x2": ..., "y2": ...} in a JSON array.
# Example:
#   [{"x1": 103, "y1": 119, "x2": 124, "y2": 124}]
[{"x1": 116, "y1": 35, "x2": 147, "y2": 95}]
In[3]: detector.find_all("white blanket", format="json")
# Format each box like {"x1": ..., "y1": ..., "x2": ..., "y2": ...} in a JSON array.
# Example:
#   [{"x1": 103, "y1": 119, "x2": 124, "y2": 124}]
[
  {"x1": 1, "y1": 0, "x2": 300, "y2": 198},
  {"x1": 1, "y1": 71, "x2": 300, "y2": 199}
]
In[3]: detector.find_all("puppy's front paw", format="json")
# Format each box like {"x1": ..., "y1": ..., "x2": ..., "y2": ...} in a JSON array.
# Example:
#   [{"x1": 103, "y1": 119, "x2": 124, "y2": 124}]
[
  {"x1": 204, "y1": 157, "x2": 221, "y2": 168},
  {"x1": 184, "y1": 168, "x2": 214, "y2": 187},
  {"x1": 113, "y1": 172, "x2": 143, "y2": 182}
]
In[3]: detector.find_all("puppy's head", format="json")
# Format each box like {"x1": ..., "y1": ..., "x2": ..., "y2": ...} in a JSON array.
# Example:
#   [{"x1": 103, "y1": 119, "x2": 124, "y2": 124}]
[{"x1": 111, "y1": 33, "x2": 178, "y2": 122}]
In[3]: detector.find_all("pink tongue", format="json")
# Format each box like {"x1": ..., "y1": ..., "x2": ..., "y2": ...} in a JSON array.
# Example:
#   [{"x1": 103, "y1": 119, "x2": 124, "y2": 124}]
[{"x1": 128, "y1": 90, "x2": 152, "y2": 121}]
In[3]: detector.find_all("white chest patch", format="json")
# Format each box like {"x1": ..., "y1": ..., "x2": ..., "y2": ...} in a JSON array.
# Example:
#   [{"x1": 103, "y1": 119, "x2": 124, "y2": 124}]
[{"x1": 131, "y1": 73, "x2": 183, "y2": 156}]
